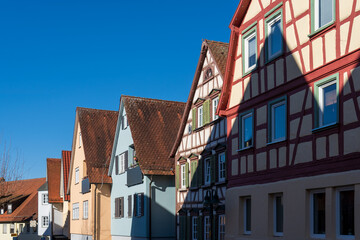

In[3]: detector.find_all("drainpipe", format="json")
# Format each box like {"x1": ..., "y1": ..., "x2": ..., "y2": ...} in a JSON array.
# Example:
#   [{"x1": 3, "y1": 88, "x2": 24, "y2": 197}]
[
  {"x1": 148, "y1": 176, "x2": 153, "y2": 240},
  {"x1": 94, "y1": 184, "x2": 97, "y2": 240}
]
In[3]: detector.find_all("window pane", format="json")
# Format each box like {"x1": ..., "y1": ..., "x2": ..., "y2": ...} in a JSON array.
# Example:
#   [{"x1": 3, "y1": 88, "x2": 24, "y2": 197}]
[
  {"x1": 243, "y1": 115, "x2": 253, "y2": 148},
  {"x1": 313, "y1": 192, "x2": 325, "y2": 235},
  {"x1": 245, "y1": 198, "x2": 251, "y2": 232},
  {"x1": 248, "y1": 36, "x2": 256, "y2": 68},
  {"x1": 322, "y1": 83, "x2": 337, "y2": 125},
  {"x1": 273, "y1": 103, "x2": 286, "y2": 140},
  {"x1": 275, "y1": 196, "x2": 283, "y2": 233},
  {"x1": 269, "y1": 18, "x2": 282, "y2": 57},
  {"x1": 319, "y1": 0, "x2": 333, "y2": 28},
  {"x1": 339, "y1": 190, "x2": 354, "y2": 236}
]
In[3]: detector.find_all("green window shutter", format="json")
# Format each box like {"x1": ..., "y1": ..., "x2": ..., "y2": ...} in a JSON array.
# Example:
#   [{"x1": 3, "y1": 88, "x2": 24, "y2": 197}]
[
  {"x1": 211, "y1": 155, "x2": 216, "y2": 184},
  {"x1": 185, "y1": 162, "x2": 189, "y2": 188},
  {"x1": 197, "y1": 216, "x2": 203, "y2": 240},
  {"x1": 175, "y1": 165, "x2": 180, "y2": 189},
  {"x1": 191, "y1": 161, "x2": 198, "y2": 187},
  {"x1": 192, "y1": 108, "x2": 197, "y2": 130},
  {"x1": 180, "y1": 216, "x2": 186, "y2": 240},
  {"x1": 204, "y1": 100, "x2": 210, "y2": 125},
  {"x1": 198, "y1": 159, "x2": 203, "y2": 187},
  {"x1": 187, "y1": 215, "x2": 192, "y2": 240}
]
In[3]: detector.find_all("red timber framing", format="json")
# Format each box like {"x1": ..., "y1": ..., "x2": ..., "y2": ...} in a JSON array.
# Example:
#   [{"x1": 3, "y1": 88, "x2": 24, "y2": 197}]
[{"x1": 170, "y1": 40, "x2": 229, "y2": 240}]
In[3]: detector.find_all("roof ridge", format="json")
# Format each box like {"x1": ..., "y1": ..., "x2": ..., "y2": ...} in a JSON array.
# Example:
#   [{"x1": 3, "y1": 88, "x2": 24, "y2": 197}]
[
  {"x1": 77, "y1": 107, "x2": 117, "y2": 113},
  {"x1": 1, "y1": 177, "x2": 46, "y2": 184},
  {"x1": 205, "y1": 39, "x2": 229, "y2": 45},
  {"x1": 122, "y1": 95, "x2": 186, "y2": 105}
]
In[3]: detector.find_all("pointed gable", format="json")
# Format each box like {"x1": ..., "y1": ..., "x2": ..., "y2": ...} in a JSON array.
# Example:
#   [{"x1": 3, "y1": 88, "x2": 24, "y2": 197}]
[{"x1": 123, "y1": 96, "x2": 185, "y2": 175}]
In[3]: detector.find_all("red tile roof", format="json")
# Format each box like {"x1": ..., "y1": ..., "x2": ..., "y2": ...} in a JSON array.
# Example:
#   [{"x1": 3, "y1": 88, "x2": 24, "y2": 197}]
[
  {"x1": 62, "y1": 150, "x2": 71, "y2": 201},
  {"x1": 169, "y1": 40, "x2": 228, "y2": 158},
  {"x1": 0, "y1": 178, "x2": 46, "y2": 222},
  {"x1": 123, "y1": 96, "x2": 185, "y2": 175},
  {"x1": 77, "y1": 107, "x2": 118, "y2": 183},
  {"x1": 47, "y1": 158, "x2": 63, "y2": 203}
]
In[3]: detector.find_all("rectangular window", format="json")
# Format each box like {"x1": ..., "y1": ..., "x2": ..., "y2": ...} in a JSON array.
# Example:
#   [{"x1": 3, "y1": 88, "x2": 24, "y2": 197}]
[
  {"x1": 42, "y1": 216, "x2": 49, "y2": 227},
  {"x1": 115, "y1": 197, "x2": 124, "y2": 218},
  {"x1": 181, "y1": 164, "x2": 186, "y2": 189},
  {"x1": 19, "y1": 224, "x2": 23, "y2": 233},
  {"x1": 313, "y1": 0, "x2": 335, "y2": 31},
  {"x1": 212, "y1": 97, "x2": 219, "y2": 121},
  {"x1": 269, "y1": 99, "x2": 286, "y2": 142},
  {"x1": 118, "y1": 153, "x2": 125, "y2": 174},
  {"x1": 240, "y1": 112, "x2": 253, "y2": 149},
  {"x1": 337, "y1": 188, "x2": 354, "y2": 237},
  {"x1": 266, "y1": 11, "x2": 283, "y2": 61},
  {"x1": 72, "y1": 203, "x2": 79, "y2": 220},
  {"x1": 79, "y1": 132, "x2": 82, "y2": 148},
  {"x1": 310, "y1": 191, "x2": 326, "y2": 237},
  {"x1": 7, "y1": 204, "x2": 12, "y2": 214},
  {"x1": 218, "y1": 152, "x2": 226, "y2": 182},
  {"x1": 204, "y1": 158, "x2": 211, "y2": 185},
  {"x1": 75, "y1": 167, "x2": 79, "y2": 184},
  {"x1": 83, "y1": 201, "x2": 88, "y2": 219},
  {"x1": 42, "y1": 194, "x2": 48, "y2": 204},
  {"x1": 9, "y1": 224, "x2": 14, "y2": 234},
  {"x1": 198, "y1": 106, "x2": 203, "y2": 128},
  {"x1": 273, "y1": 195, "x2": 283, "y2": 236},
  {"x1": 192, "y1": 216, "x2": 198, "y2": 240},
  {"x1": 204, "y1": 216, "x2": 210, "y2": 240},
  {"x1": 244, "y1": 197, "x2": 251, "y2": 234},
  {"x1": 315, "y1": 74, "x2": 338, "y2": 128},
  {"x1": 219, "y1": 215, "x2": 225, "y2": 240},
  {"x1": 243, "y1": 26, "x2": 257, "y2": 74},
  {"x1": 3, "y1": 224, "x2": 7, "y2": 234}
]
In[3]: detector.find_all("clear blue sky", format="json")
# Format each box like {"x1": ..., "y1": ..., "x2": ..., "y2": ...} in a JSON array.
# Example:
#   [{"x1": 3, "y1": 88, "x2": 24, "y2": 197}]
[{"x1": 0, "y1": 0, "x2": 239, "y2": 179}]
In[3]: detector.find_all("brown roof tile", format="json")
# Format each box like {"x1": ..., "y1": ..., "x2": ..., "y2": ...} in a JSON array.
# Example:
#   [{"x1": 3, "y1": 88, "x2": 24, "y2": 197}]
[
  {"x1": 62, "y1": 150, "x2": 71, "y2": 201},
  {"x1": 78, "y1": 107, "x2": 118, "y2": 183},
  {"x1": 123, "y1": 96, "x2": 185, "y2": 175},
  {"x1": 47, "y1": 158, "x2": 62, "y2": 203},
  {"x1": 206, "y1": 40, "x2": 229, "y2": 77},
  {"x1": 0, "y1": 178, "x2": 46, "y2": 222}
]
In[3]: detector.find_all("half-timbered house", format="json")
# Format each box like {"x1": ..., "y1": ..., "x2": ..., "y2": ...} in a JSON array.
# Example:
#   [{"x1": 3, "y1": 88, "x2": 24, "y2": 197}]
[
  {"x1": 218, "y1": 0, "x2": 360, "y2": 239},
  {"x1": 169, "y1": 40, "x2": 228, "y2": 240}
]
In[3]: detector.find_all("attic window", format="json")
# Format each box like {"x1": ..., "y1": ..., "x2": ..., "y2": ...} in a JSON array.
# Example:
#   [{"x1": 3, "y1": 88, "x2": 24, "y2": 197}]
[
  {"x1": 204, "y1": 67, "x2": 213, "y2": 81},
  {"x1": 7, "y1": 204, "x2": 12, "y2": 214},
  {"x1": 122, "y1": 114, "x2": 128, "y2": 130},
  {"x1": 79, "y1": 132, "x2": 82, "y2": 148},
  {"x1": 0, "y1": 208, "x2": 3, "y2": 214}
]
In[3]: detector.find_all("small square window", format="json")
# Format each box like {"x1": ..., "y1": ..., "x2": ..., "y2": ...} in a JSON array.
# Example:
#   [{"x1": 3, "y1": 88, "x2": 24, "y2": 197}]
[
  {"x1": 7, "y1": 204, "x2": 12, "y2": 214},
  {"x1": 269, "y1": 98, "x2": 286, "y2": 142},
  {"x1": 313, "y1": 0, "x2": 335, "y2": 32},
  {"x1": 243, "y1": 27, "x2": 257, "y2": 74},
  {"x1": 239, "y1": 112, "x2": 253, "y2": 149},
  {"x1": 266, "y1": 11, "x2": 283, "y2": 61},
  {"x1": 198, "y1": 106, "x2": 203, "y2": 128},
  {"x1": 310, "y1": 190, "x2": 326, "y2": 237}
]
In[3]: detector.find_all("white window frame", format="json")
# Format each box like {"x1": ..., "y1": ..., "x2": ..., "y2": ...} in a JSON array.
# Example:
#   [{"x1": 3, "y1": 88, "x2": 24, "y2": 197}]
[
  {"x1": 244, "y1": 32, "x2": 257, "y2": 73},
  {"x1": 9, "y1": 223, "x2": 14, "y2": 234},
  {"x1": 244, "y1": 197, "x2": 251, "y2": 235},
  {"x1": 122, "y1": 114, "x2": 128, "y2": 130},
  {"x1": 314, "y1": 0, "x2": 335, "y2": 31},
  {"x1": 79, "y1": 132, "x2": 82, "y2": 148},
  {"x1": 192, "y1": 216, "x2": 198, "y2": 240},
  {"x1": 42, "y1": 216, "x2": 49, "y2": 227},
  {"x1": 198, "y1": 106, "x2": 203, "y2": 128},
  {"x1": 0, "y1": 208, "x2": 4, "y2": 214},
  {"x1": 7, "y1": 204, "x2": 12, "y2": 214},
  {"x1": 75, "y1": 167, "x2": 79, "y2": 184},
  {"x1": 3, "y1": 224, "x2": 7, "y2": 234},
  {"x1": 310, "y1": 189, "x2": 326, "y2": 239},
  {"x1": 318, "y1": 80, "x2": 337, "y2": 127},
  {"x1": 204, "y1": 216, "x2": 210, "y2": 240},
  {"x1": 218, "y1": 215, "x2": 225, "y2": 240},
  {"x1": 336, "y1": 186, "x2": 355, "y2": 239},
  {"x1": 181, "y1": 164, "x2": 186, "y2": 189},
  {"x1": 267, "y1": 13, "x2": 283, "y2": 60},
  {"x1": 42, "y1": 193, "x2": 48, "y2": 204},
  {"x1": 273, "y1": 194, "x2": 284, "y2": 237},
  {"x1": 240, "y1": 112, "x2": 253, "y2": 149},
  {"x1": 270, "y1": 100, "x2": 286, "y2": 142},
  {"x1": 118, "y1": 153, "x2": 125, "y2": 174},
  {"x1": 204, "y1": 157, "x2": 211, "y2": 185},
  {"x1": 72, "y1": 203, "x2": 79, "y2": 220},
  {"x1": 212, "y1": 97, "x2": 219, "y2": 121},
  {"x1": 83, "y1": 200, "x2": 88, "y2": 219},
  {"x1": 218, "y1": 152, "x2": 226, "y2": 182}
]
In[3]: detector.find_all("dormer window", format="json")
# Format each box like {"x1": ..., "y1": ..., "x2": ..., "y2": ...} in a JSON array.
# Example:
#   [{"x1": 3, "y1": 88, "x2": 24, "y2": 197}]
[
  {"x1": 204, "y1": 67, "x2": 213, "y2": 81},
  {"x1": 7, "y1": 204, "x2": 12, "y2": 214},
  {"x1": 0, "y1": 208, "x2": 4, "y2": 214}
]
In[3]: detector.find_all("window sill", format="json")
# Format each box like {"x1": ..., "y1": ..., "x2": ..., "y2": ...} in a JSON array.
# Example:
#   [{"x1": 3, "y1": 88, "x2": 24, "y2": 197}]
[
  {"x1": 178, "y1": 188, "x2": 188, "y2": 192},
  {"x1": 237, "y1": 146, "x2": 254, "y2": 152},
  {"x1": 267, "y1": 138, "x2": 286, "y2": 146},
  {"x1": 189, "y1": 186, "x2": 199, "y2": 190},
  {"x1": 215, "y1": 180, "x2": 226, "y2": 186},
  {"x1": 242, "y1": 66, "x2": 257, "y2": 78},
  {"x1": 312, "y1": 123, "x2": 338, "y2": 133},
  {"x1": 308, "y1": 22, "x2": 335, "y2": 39}
]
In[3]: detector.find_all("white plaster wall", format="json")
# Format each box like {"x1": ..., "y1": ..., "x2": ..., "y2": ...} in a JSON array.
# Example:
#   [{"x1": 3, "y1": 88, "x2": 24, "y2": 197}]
[
  {"x1": 37, "y1": 190, "x2": 51, "y2": 237},
  {"x1": 53, "y1": 203, "x2": 63, "y2": 235}
]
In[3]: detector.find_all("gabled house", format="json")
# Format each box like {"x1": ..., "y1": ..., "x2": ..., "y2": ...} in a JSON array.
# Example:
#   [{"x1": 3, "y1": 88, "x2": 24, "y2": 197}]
[
  {"x1": 218, "y1": 0, "x2": 360, "y2": 239},
  {"x1": 108, "y1": 96, "x2": 185, "y2": 240},
  {"x1": 0, "y1": 178, "x2": 46, "y2": 240},
  {"x1": 67, "y1": 107, "x2": 118, "y2": 240},
  {"x1": 169, "y1": 40, "x2": 229, "y2": 240}
]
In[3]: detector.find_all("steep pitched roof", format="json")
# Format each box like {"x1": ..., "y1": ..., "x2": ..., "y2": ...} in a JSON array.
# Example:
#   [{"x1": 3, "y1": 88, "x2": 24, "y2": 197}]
[
  {"x1": 0, "y1": 178, "x2": 46, "y2": 222},
  {"x1": 169, "y1": 40, "x2": 229, "y2": 158},
  {"x1": 47, "y1": 158, "x2": 62, "y2": 203},
  {"x1": 77, "y1": 107, "x2": 118, "y2": 183},
  {"x1": 123, "y1": 96, "x2": 185, "y2": 175},
  {"x1": 62, "y1": 150, "x2": 71, "y2": 201}
]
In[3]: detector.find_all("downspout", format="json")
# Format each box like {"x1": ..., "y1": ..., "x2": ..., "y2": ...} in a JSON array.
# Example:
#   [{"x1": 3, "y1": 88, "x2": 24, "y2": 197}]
[
  {"x1": 94, "y1": 184, "x2": 97, "y2": 240},
  {"x1": 148, "y1": 175, "x2": 153, "y2": 240}
]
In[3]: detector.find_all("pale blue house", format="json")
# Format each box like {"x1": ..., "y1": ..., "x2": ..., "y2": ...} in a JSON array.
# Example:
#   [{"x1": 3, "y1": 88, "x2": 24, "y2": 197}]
[{"x1": 108, "y1": 96, "x2": 185, "y2": 240}]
